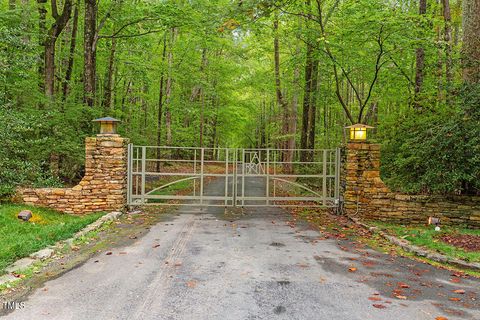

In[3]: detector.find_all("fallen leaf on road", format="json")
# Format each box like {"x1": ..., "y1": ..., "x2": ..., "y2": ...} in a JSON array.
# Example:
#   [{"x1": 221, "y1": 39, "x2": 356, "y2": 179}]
[
  {"x1": 348, "y1": 267, "x2": 357, "y2": 272},
  {"x1": 94, "y1": 260, "x2": 99, "y2": 263},
  {"x1": 368, "y1": 297, "x2": 382, "y2": 301},
  {"x1": 105, "y1": 251, "x2": 113, "y2": 255},
  {"x1": 453, "y1": 289, "x2": 465, "y2": 294},
  {"x1": 450, "y1": 278, "x2": 461, "y2": 283},
  {"x1": 152, "y1": 244, "x2": 160, "y2": 248},
  {"x1": 395, "y1": 295, "x2": 407, "y2": 300},
  {"x1": 435, "y1": 317, "x2": 448, "y2": 320},
  {"x1": 174, "y1": 262, "x2": 182, "y2": 267},
  {"x1": 372, "y1": 304, "x2": 386, "y2": 309},
  {"x1": 186, "y1": 280, "x2": 197, "y2": 288},
  {"x1": 449, "y1": 298, "x2": 461, "y2": 301},
  {"x1": 398, "y1": 282, "x2": 410, "y2": 289}
]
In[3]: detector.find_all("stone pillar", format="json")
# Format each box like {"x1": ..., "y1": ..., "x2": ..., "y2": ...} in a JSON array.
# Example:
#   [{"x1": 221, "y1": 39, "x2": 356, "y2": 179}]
[
  {"x1": 342, "y1": 142, "x2": 480, "y2": 227},
  {"x1": 344, "y1": 142, "x2": 391, "y2": 217},
  {"x1": 19, "y1": 135, "x2": 129, "y2": 214}
]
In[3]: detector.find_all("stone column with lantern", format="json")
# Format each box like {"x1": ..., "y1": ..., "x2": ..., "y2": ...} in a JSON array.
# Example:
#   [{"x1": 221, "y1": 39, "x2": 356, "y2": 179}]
[
  {"x1": 344, "y1": 124, "x2": 392, "y2": 217},
  {"x1": 18, "y1": 118, "x2": 129, "y2": 214}
]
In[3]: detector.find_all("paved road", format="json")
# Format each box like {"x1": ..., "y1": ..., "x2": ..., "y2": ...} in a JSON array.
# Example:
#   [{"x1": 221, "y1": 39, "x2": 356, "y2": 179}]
[{"x1": 2, "y1": 178, "x2": 479, "y2": 320}]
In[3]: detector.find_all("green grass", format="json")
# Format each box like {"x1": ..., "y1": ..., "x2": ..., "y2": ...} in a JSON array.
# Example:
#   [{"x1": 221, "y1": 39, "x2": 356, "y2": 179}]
[
  {"x1": 0, "y1": 204, "x2": 103, "y2": 274},
  {"x1": 371, "y1": 221, "x2": 480, "y2": 263}
]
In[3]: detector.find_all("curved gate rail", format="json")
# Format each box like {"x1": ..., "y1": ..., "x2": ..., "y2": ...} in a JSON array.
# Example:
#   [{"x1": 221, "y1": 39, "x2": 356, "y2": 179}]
[{"x1": 127, "y1": 145, "x2": 340, "y2": 208}]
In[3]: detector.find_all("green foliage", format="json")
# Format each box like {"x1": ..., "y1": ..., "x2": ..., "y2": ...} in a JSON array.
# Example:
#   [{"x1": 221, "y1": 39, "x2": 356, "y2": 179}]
[
  {"x1": 0, "y1": 0, "x2": 476, "y2": 198},
  {"x1": 380, "y1": 86, "x2": 480, "y2": 194},
  {"x1": 0, "y1": 106, "x2": 94, "y2": 199},
  {"x1": 0, "y1": 204, "x2": 102, "y2": 274}
]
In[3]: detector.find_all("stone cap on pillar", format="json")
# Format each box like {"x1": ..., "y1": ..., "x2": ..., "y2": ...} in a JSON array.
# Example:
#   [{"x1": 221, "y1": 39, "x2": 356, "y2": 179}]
[{"x1": 93, "y1": 117, "x2": 121, "y2": 136}]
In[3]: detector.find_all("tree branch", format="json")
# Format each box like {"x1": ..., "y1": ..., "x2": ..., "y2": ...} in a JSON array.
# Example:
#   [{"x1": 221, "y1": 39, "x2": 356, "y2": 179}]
[
  {"x1": 51, "y1": 0, "x2": 59, "y2": 19},
  {"x1": 358, "y1": 24, "x2": 386, "y2": 122}
]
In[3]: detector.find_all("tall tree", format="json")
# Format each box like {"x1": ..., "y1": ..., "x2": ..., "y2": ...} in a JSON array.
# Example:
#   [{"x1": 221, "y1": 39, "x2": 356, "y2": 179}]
[
  {"x1": 300, "y1": 0, "x2": 313, "y2": 156},
  {"x1": 156, "y1": 33, "x2": 168, "y2": 169},
  {"x1": 165, "y1": 27, "x2": 177, "y2": 146},
  {"x1": 37, "y1": 0, "x2": 47, "y2": 98},
  {"x1": 62, "y1": 1, "x2": 79, "y2": 101},
  {"x1": 84, "y1": 0, "x2": 97, "y2": 107},
  {"x1": 101, "y1": 38, "x2": 116, "y2": 109},
  {"x1": 442, "y1": 0, "x2": 453, "y2": 102},
  {"x1": 462, "y1": 0, "x2": 480, "y2": 84},
  {"x1": 44, "y1": 0, "x2": 73, "y2": 98},
  {"x1": 414, "y1": 0, "x2": 427, "y2": 109},
  {"x1": 273, "y1": 13, "x2": 292, "y2": 171}
]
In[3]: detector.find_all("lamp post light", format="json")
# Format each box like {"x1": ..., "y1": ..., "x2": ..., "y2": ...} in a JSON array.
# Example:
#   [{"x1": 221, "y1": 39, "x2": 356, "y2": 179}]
[
  {"x1": 345, "y1": 124, "x2": 374, "y2": 141},
  {"x1": 93, "y1": 117, "x2": 121, "y2": 135},
  {"x1": 428, "y1": 217, "x2": 441, "y2": 231}
]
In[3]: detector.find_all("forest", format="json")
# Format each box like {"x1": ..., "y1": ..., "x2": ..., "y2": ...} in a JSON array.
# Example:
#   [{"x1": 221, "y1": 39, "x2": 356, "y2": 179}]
[{"x1": 0, "y1": 0, "x2": 479, "y2": 198}]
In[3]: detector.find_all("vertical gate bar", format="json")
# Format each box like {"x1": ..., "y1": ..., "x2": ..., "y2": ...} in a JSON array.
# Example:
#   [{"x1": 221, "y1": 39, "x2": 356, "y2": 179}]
[
  {"x1": 334, "y1": 147, "x2": 340, "y2": 202},
  {"x1": 127, "y1": 144, "x2": 132, "y2": 206},
  {"x1": 241, "y1": 148, "x2": 245, "y2": 207},
  {"x1": 322, "y1": 149, "x2": 327, "y2": 206},
  {"x1": 193, "y1": 149, "x2": 197, "y2": 197},
  {"x1": 200, "y1": 148, "x2": 204, "y2": 205},
  {"x1": 224, "y1": 148, "x2": 229, "y2": 206},
  {"x1": 233, "y1": 149, "x2": 237, "y2": 207},
  {"x1": 266, "y1": 149, "x2": 270, "y2": 206},
  {"x1": 135, "y1": 147, "x2": 139, "y2": 197},
  {"x1": 141, "y1": 146, "x2": 146, "y2": 205},
  {"x1": 273, "y1": 151, "x2": 276, "y2": 199}
]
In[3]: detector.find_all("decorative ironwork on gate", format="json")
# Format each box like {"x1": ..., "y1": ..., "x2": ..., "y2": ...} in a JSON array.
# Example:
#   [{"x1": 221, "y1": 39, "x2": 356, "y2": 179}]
[{"x1": 127, "y1": 146, "x2": 340, "y2": 208}]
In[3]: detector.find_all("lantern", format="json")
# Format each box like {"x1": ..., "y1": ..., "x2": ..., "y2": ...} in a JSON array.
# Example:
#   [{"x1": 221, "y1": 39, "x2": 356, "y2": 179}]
[
  {"x1": 345, "y1": 124, "x2": 374, "y2": 141},
  {"x1": 93, "y1": 117, "x2": 121, "y2": 135}
]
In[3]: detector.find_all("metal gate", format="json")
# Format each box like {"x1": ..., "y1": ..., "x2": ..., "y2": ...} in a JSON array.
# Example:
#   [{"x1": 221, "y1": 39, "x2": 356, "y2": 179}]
[{"x1": 127, "y1": 146, "x2": 340, "y2": 208}]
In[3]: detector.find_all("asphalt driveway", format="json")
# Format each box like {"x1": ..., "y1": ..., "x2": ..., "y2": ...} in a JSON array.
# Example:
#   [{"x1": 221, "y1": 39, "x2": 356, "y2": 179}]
[{"x1": 2, "y1": 178, "x2": 479, "y2": 320}]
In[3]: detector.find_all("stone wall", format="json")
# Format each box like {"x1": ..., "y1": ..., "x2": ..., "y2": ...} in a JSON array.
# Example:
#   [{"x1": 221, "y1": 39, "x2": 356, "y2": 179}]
[
  {"x1": 344, "y1": 142, "x2": 480, "y2": 228},
  {"x1": 18, "y1": 135, "x2": 129, "y2": 214}
]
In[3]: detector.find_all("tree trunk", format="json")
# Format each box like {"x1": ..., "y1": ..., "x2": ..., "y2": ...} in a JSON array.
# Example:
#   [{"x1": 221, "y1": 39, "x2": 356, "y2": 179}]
[
  {"x1": 273, "y1": 14, "x2": 290, "y2": 170},
  {"x1": 414, "y1": 0, "x2": 427, "y2": 109},
  {"x1": 84, "y1": 0, "x2": 97, "y2": 107},
  {"x1": 307, "y1": 58, "x2": 319, "y2": 152},
  {"x1": 102, "y1": 37, "x2": 116, "y2": 110},
  {"x1": 156, "y1": 34, "x2": 167, "y2": 170},
  {"x1": 286, "y1": 35, "x2": 301, "y2": 170},
  {"x1": 62, "y1": 2, "x2": 79, "y2": 102},
  {"x1": 165, "y1": 27, "x2": 177, "y2": 146},
  {"x1": 301, "y1": 44, "x2": 313, "y2": 158},
  {"x1": 141, "y1": 83, "x2": 148, "y2": 136},
  {"x1": 37, "y1": 0, "x2": 47, "y2": 100},
  {"x1": 462, "y1": 0, "x2": 480, "y2": 83},
  {"x1": 442, "y1": 0, "x2": 453, "y2": 103},
  {"x1": 199, "y1": 48, "x2": 208, "y2": 148},
  {"x1": 44, "y1": 0, "x2": 73, "y2": 98}
]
